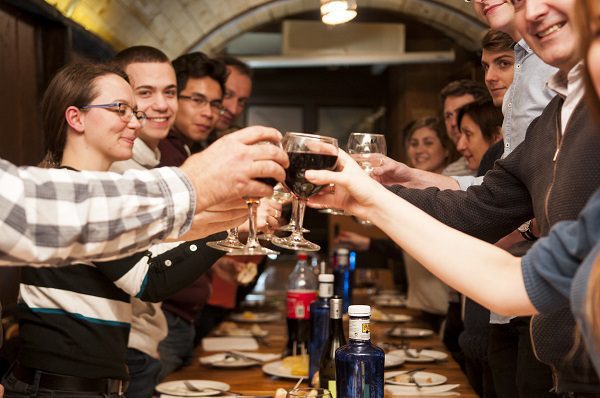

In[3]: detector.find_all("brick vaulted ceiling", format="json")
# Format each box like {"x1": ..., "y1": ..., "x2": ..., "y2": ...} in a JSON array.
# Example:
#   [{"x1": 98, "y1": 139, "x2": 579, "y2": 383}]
[{"x1": 45, "y1": 0, "x2": 486, "y2": 58}]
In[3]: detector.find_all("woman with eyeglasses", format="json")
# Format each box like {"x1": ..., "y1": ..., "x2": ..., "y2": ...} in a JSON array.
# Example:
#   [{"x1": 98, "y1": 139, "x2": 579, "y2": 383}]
[{"x1": 1, "y1": 63, "x2": 230, "y2": 398}]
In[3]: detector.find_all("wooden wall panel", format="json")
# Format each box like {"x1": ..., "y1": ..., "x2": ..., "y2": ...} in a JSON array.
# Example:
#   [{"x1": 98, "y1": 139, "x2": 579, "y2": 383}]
[{"x1": 0, "y1": 7, "x2": 19, "y2": 164}]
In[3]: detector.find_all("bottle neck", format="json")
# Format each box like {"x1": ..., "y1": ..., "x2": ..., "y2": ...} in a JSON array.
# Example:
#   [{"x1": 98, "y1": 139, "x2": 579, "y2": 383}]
[
  {"x1": 348, "y1": 316, "x2": 371, "y2": 341},
  {"x1": 319, "y1": 282, "x2": 334, "y2": 299}
]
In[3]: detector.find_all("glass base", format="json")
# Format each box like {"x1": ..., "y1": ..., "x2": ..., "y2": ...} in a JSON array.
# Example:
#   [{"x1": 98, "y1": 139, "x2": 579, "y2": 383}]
[
  {"x1": 206, "y1": 239, "x2": 244, "y2": 252},
  {"x1": 277, "y1": 224, "x2": 309, "y2": 233},
  {"x1": 271, "y1": 236, "x2": 320, "y2": 252},
  {"x1": 228, "y1": 245, "x2": 279, "y2": 256},
  {"x1": 257, "y1": 232, "x2": 274, "y2": 241}
]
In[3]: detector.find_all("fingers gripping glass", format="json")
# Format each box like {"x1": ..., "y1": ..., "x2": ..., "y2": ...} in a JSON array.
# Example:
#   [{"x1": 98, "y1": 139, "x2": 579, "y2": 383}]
[
  {"x1": 179, "y1": 94, "x2": 224, "y2": 114},
  {"x1": 80, "y1": 102, "x2": 147, "y2": 125}
]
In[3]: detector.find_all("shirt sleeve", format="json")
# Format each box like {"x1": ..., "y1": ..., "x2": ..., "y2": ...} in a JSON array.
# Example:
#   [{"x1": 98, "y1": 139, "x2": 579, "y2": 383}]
[
  {"x1": 521, "y1": 189, "x2": 600, "y2": 314},
  {"x1": 0, "y1": 159, "x2": 195, "y2": 266}
]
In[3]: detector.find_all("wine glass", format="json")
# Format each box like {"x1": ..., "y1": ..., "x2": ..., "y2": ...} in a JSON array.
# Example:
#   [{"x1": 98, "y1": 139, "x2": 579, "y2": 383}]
[
  {"x1": 272, "y1": 132, "x2": 339, "y2": 252},
  {"x1": 287, "y1": 388, "x2": 332, "y2": 398},
  {"x1": 346, "y1": 133, "x2": 387, "y2": 225},
  {"x1": 227, "y1": 142, "x2": 281, "y2": 256},
  {"x1": 206, "y1": 227, "x2": 244, "y2": 252},
  {"x1": 257, "y1": 183, "x2": 292, "y2": 242}
]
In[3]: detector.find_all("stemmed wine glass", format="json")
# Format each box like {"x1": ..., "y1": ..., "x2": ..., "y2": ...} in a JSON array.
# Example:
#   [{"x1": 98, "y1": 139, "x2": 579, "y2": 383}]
[
  {"x1": 272, "y1": 132, "x2": 339, "y2": 252},
  {"x1": 257, "y1": 183, "x2": 292, "y2": 242},
  {"x1": 206, "y1": 227, "x2": 244, "y2": 252},
  {"x1": 346, "y1": 132, "x2": 387, "y2": 225},
  {"x1": 224, "y1": 142, "x2": 281, "y2": 256},
  {"x1": 277, "y1": 197, "x2": 310, "y2": 233}
]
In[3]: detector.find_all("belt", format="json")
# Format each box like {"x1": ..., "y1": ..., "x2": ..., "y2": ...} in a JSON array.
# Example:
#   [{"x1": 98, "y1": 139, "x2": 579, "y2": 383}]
[{"x1": 12, "y1": 363, "x2": 126, "y2": 395}]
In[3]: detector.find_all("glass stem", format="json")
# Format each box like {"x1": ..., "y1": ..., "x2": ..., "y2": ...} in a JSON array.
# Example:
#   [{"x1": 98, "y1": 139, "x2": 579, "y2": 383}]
[
  {"x1": 293, "y1": 199, "x2": 307, "y2": 237},
  {"x1": 289, "y1": 198, "x2": 299, "y2": 228},
  {"x1": 246, "y1": 200, "x2": 260, "y2": 248}
]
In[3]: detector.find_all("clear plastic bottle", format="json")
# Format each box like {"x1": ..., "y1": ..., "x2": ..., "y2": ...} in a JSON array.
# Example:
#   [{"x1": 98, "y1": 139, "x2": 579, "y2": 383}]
[{"x1": 285, "y1": 253, "x2": 318, "y2": 357}]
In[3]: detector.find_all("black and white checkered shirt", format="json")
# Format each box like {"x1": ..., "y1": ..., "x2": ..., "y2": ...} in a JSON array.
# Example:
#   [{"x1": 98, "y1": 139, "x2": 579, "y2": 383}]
[{"x1": 0, "y1": 159, "x2": 195, "y2": 266}]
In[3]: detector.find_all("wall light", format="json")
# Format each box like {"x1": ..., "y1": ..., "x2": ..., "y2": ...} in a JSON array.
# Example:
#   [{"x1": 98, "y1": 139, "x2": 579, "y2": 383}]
[{"x1": 320, "y1": 0, "x2": 357, "y2": 25}]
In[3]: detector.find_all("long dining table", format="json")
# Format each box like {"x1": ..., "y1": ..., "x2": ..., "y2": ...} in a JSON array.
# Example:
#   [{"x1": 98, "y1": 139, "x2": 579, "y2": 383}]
[{"x1": 164, "y1": 283, "x2": 477, "y2": 398}]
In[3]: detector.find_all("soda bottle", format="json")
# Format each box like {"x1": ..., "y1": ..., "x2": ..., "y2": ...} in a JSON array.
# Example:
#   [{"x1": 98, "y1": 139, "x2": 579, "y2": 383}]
[
  {"x1": 285, "y1": 253, "x2": 318, "y2": 357},
  {"x1": 335, "y1": 305, "x2": 384, "y2": 398},
  {"x1": 309, "y1": 273, "x2": 334, "y2": 386}
]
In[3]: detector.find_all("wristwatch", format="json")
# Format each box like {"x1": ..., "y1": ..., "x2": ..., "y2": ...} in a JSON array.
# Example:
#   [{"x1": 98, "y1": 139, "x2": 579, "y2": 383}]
[{"x1": 518, "y1": 220, "x2": 538, "y2": 241}]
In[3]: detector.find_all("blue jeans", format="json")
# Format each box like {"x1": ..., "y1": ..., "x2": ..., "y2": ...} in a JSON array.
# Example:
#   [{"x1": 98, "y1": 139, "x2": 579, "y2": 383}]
[
  {"x1": 157, "y1": 311, "x2": 195, "y2": 380},
  {"x1": 1, "y1": 369, "x2": 122, "y2": 397},
  {"x1": 125, "y1": 349, "x2": 161, "y2": 398}
]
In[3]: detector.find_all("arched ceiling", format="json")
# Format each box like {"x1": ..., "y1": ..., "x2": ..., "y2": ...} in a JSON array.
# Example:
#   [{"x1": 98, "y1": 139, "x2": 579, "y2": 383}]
[{"x1": 45, "y1": 0, "x2": 486, "y2": 59}]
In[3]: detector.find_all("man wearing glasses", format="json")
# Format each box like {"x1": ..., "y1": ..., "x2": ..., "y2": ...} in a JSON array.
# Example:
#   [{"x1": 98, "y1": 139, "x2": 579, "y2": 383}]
[{"x1": 158, "y1": 52, "x2": 227, "y2": 166}]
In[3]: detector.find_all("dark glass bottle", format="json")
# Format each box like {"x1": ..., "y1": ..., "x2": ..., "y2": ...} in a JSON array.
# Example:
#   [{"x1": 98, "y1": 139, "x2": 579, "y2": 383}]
[
  {"x1": 335, "y1": 305, "x2": 384, "y2": 398},
  {"x1": 285, "y1": 253, "x2": 318, "y2": 357},
  {"x1": 309, "y1": 273, "x2": 335, "y2": 386},
  {"x1": 332, "y1": 248, "x2": 351, "y2": 313},
  {"x1": 319, "y1": 297, "x2": 346, "y2": 398}
]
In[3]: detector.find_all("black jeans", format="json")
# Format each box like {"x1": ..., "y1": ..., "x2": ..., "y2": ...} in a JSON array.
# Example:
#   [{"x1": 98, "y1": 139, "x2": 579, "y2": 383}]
[{"x1": 488, "y1": 317, "x2": 555, "y2": 398}]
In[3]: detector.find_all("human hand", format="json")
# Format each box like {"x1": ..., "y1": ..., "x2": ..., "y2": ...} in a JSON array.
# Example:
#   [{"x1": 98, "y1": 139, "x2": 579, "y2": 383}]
[
  {"x1": 305, "y1": 149, "x2": 383, "y2": 219},
  {"x1": 371, "y1": 156, "x2": 414, "y2": 186},
  {"x1": 178, "y1": 199, "x2": 247, "y2": 241},
  {"x1": 179, "y1": 126, "x2": 289, "y2": 213},
  {"x1": 212, "y1": 256, "x2": 261, "y2": 284},
  {"x1": 335, "y1": 230, "x2": 371, "y2": 251}
]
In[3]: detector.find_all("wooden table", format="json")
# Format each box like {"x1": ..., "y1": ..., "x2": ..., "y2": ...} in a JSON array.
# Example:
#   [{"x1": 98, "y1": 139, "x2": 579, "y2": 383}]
[{"x1": 165, "y1": 290, "x2": 476, "y2": 397}]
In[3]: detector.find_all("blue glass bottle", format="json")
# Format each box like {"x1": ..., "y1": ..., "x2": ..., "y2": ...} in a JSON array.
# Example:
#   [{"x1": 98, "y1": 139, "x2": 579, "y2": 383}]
[
  {"x1": 335, "y1": 305, "x2": 384, "y2": 398},
  {"x1": 333, "y1": 248, "x2": 351, "y2": 313},
  {"x1": 309, "y1": 273, "x2": 334, "y2": 386}
]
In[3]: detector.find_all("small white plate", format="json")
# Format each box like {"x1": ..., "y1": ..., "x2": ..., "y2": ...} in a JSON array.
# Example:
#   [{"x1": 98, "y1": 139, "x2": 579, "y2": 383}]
[
  {"x1": 384, "y1": 353, "x2": 406, "y2": 368},
  {"x1": 387, "y1": 327, "x2": 434, "y2": 338},
  {"x1": 156, "y1": 380, "x2": 230, "y2": 397},
  {"x1": 200, "y1": 354, "x2": 261, "y2": 369},
  {"x1": 373, "y1": 295, "x2": 407, "y2": 307},
  {"x1": 230, "y1": 312, "x2": 280, "y2": 323},
  {"x1": 388, "y1": 349, "x2": 448, "y2": 363},
  {"x1": 262, "y1": 360, "x2": 305, "y2": 380},
  {"x1": 384, "y1": 370, "x2": 447, "y2": 387},
  {"x1": 372, "y1": 313, "x2": 412, "y2": 323}
]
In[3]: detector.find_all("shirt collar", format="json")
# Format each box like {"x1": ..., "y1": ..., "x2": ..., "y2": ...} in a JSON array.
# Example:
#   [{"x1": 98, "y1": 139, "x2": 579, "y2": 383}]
[{"x1": 547, "y1": 62, "x2": 584, "y2": 99}]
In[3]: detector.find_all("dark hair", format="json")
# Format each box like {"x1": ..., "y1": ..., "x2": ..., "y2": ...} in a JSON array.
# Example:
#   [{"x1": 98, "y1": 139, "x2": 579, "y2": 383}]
[
  {"x1": 171, "y1": 52, "x2": 227, "y2": 96},
  {"x1": 404, "y1": 116, "x2": 456, "y2": 166},
  {"x1": 215, "y1": 54, "x2": 252, "y2": 79},
  {"x1": 111, "y1": 45, "x2": 170, "y2": 70},
  {"x1": 456, "y1": 99, "x2": 503, "y2": 142},
  {"x1": 440, "y1": 79, "x2": 490, "y2": 107},
  {"x1": 482, "y1": 29, "x2": 516, "y2": 53},
  {"x1": 40, "y1": 63, "x2": 129, "y2": 168}
]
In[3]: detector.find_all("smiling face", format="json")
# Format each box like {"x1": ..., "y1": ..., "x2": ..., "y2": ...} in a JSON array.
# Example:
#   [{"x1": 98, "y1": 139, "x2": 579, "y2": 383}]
[
  {"x1": 473, "y1": 1, "x2": 518, "y2": 37},
  {"x1": 216, "y1": 66, "x2": 252, "y2": 131},
  {"x1": 174, "y1": 77, "x2": 223, "y2": 145},
  {"x1": 406, "y1": 127, "x2": 449, "y2": 174},
  {"x1": 456, "y1": 114, "x2": 499, "y2": 171},
  {"x1": 80, "y1": 74, "x2": 140, "y2": 169},
  {"x1": 482, "y1": 48, "x2": 515, "y2": 106},
  {"x1": 125, "y1": 62, "x2": 178, "y2": 149},
  {"x1": 512, "y1": 0, "x2": 580, "y2": 73}
]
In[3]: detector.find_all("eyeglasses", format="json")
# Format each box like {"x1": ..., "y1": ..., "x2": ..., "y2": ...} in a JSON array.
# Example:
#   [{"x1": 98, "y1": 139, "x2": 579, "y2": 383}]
[
  {"x1": 178, "y1": 94, "x2": 224, "y2": 113},
  {"x1": 80, "y1": 102, "x2": 147, "y2": 125}
]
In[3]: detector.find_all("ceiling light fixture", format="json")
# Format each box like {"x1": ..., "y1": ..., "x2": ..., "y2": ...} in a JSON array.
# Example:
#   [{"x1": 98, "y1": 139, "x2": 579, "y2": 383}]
[{"x1": 320, "y1": 0, "x2": 357, "y2": 25}]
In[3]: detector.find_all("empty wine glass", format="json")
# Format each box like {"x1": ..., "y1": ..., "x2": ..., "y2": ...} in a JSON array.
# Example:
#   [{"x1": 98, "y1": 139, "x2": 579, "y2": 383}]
[
  {"x1": 206, "y1": 227, "x2": 244, "y2": 252},
  {"x1": 272, "y1": 132, "x2": 338, "y2": 252},
  {"x1": 227, "y1": 141, "x2": 281, "y2": 256},
  {"x1": 346, "y1": 133, "x2": 387, "y2": 225}
]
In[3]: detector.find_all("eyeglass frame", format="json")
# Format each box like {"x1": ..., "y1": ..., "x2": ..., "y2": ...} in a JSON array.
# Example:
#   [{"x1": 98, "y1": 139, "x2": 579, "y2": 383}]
[
  {"x1": 178, "y1": 94, "x2": 225, "y2": 114},
  {"x1": 80, "y1": 102, "x2": 148, "y2": 125}
]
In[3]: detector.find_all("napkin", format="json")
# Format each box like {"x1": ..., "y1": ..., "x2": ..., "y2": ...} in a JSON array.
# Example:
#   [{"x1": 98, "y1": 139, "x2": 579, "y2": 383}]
[
  {"x1": 385, "y1": 384, "x2": 460, "y2": 396},
  {"x1": 200, "y1": 351, "x2": 281, "y2": 364},
  {"x1": 202, "y1": 337, "x2": 258, "y2": 352}
]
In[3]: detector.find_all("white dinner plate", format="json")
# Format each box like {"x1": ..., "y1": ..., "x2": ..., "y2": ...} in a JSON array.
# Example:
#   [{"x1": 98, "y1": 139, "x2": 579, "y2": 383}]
[
  {"x1": 156, "y1": 380, "x2": 230, "y2": 397},
  {"x1": 384, "y1": 353, "x2": 406, "y2": 368},
  {"x1": 262, "y1": 360, "x2": 305, "y2": 380},
  {"x1": 371, "y1": 313, "x2": 412, "y2": 323},
  {"x1": 388, "y1": 349, "x2": 448, "y2": 363},
  {"x1": 199, "y1": 354, "x2": 261, "y2": 369},
  {"x1": 387, "y1": 327, "x2": 434, "y2": 338},
  {"x1": 384, "y1": 370, "x2": 447, "y2": 387},
  {"x1": 230, "y1": 312, "x2": 280, "y2": 323}
]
